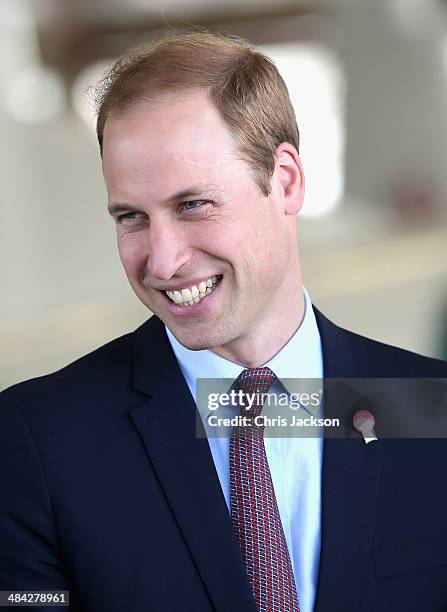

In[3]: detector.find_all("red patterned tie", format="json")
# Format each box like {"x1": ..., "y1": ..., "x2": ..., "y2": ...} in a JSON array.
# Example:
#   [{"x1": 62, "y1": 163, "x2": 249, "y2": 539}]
[{"x1": 230, "y1": 367, "x2": 300, "y2": 611}]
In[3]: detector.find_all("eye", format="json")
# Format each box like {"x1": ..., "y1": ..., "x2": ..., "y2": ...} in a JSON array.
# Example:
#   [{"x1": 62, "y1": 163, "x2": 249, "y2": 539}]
[
  {"x1": 180, "y1": 200, "x2": 209, "y2": 212},
  {"x1": 116, "y1": 211, "x2": 148, "y2": 226}
]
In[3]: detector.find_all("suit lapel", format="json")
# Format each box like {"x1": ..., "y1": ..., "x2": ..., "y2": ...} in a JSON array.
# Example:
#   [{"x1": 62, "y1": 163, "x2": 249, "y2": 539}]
[
  {"x1": 129, "y1": 316, "x2": 256, "y2": 612},
  {"x1": 313, "y1": 308, "x2": 383, "y2": 612}
]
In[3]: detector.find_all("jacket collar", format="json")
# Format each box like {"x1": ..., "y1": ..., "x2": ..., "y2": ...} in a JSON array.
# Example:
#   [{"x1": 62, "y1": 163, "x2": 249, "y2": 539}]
[{"x1": 313, "y1": 306, "x2": 371, "y2": 378}]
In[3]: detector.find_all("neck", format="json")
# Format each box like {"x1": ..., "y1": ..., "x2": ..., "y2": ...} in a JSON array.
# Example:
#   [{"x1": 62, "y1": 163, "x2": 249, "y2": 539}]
[{"x1": 211, "y1": 285, "x2": 305, "y2": 368}]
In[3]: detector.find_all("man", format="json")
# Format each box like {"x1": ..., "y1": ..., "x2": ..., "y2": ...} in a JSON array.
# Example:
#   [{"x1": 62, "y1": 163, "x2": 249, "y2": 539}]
[{"x1": 1, "y1": 31, "x2": 447, "y2": 612}]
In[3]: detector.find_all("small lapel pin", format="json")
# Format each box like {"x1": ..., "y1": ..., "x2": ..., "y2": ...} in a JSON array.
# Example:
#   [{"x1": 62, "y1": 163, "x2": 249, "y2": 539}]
[{"x1": 353, "y1": 410, "x2": 378, "y2": 444}]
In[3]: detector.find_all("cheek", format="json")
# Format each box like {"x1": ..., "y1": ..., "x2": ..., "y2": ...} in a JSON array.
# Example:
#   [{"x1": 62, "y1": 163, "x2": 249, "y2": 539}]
[
  {"x1": 251, "y1": 225, "x2": 290, "y2": 283},
  {"x1": 117, "y1": 234, "x2": 147, "y2": 276}
]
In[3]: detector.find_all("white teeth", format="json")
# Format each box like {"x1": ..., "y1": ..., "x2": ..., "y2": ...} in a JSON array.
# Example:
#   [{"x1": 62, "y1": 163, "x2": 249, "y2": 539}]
[
  {"x1": 181, "y1": 288, "x2": 192, "y2": 302},
  {"x1": 166, "y1": 276, "x2": 221, "y2": 305}
]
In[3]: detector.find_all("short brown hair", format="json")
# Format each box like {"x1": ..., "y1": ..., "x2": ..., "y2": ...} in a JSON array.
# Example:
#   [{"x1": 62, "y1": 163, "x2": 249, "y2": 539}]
[{"x1": 95, "y1": 30, "x2": 300, "y2": 195}]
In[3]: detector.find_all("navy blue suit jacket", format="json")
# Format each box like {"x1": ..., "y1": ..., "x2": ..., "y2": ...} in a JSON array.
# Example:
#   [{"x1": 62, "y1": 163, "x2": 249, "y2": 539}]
[{"x1": 1, "y1": 308, "x2": 447, "y2": 611}]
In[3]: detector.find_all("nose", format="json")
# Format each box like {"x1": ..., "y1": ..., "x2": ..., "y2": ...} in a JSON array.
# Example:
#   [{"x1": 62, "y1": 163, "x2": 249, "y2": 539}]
[{"x1": 145, "y1": 219, "x2": 192, "y2": 281}]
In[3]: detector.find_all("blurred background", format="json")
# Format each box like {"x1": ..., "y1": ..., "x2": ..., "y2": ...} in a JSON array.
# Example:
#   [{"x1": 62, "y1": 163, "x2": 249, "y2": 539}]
[{"x1": 1, "y1": 0, "x2": 447, "y2": 389}]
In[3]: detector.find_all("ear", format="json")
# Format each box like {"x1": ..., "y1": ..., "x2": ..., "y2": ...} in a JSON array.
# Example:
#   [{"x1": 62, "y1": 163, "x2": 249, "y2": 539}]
[{"x1": 273, "y1": 142, "x2": 305, "y2": 215}]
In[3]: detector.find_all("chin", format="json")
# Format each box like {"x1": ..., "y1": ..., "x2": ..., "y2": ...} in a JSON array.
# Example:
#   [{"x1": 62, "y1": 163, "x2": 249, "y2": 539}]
[{"x1": 174, "y1": 333, "x2": 216, "y2": 351}]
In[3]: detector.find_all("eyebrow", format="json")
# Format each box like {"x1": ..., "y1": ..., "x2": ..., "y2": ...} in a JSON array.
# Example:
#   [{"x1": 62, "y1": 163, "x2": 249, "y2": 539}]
[
  {"x1": 166, "y1": 183, "x2": 220, "y2": 202},
  {"x1": 108, "y1": 203, "x2": 137, "y2": 217},
  {"x1": 108, "y1": 183, "x2": 222, "y2": 216}
]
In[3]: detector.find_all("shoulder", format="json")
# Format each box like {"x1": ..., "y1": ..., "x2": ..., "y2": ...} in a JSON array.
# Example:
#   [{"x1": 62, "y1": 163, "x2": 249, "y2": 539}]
[
  {"x1": 346, "y1": 327, "x2": 447, "y2": 377},
  {"x1": 0, "y1": 315, "x2": 166, "y2": 419},
  {"x1": 355, "y1": 332, "x2": 446, "y2": 378},
  {"x1": 2, "y1": 331, "x2": 132, "y2": 404},
  {"x1": 313, "y1": 306, "x2": 447, "y2": 378}
]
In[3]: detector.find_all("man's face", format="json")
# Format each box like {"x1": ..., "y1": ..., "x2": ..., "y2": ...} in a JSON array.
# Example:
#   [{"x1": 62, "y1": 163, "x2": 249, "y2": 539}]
[{"x1": 102, "y1": 90, "x2": 302, "y2": 356}]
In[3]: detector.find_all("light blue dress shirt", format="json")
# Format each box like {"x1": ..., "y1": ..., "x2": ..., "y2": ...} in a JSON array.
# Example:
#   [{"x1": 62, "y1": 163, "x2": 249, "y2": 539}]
[{"x1": 166, "y1": 288, "x2": 323, "y2": 612}]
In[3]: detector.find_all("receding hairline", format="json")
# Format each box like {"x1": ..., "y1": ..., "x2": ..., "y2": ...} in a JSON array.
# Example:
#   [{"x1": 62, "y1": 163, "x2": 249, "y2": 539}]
[{"x1": 101, "y1": 86, "x2": 217, "y2": 133}]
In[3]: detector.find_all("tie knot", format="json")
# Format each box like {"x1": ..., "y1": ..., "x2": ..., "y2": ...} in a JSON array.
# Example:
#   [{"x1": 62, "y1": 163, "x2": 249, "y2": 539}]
[
  {"x1": 236, "y1": 367, "x2": 277, "y2": 394},
  {"x1": 233, "y1": 367, "x2": 277, "y2": 430}
]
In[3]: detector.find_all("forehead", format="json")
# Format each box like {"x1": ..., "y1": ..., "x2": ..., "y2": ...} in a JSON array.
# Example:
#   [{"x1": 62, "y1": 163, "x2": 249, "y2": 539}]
[{"x1": 102, "y1": 90, "x2": 243, "y2": 201}]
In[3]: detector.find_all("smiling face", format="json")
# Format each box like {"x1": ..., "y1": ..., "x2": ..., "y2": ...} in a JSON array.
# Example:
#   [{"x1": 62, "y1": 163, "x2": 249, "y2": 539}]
[{"x1": 102, "y1": 89, "x2": 305, "y2": 365}]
